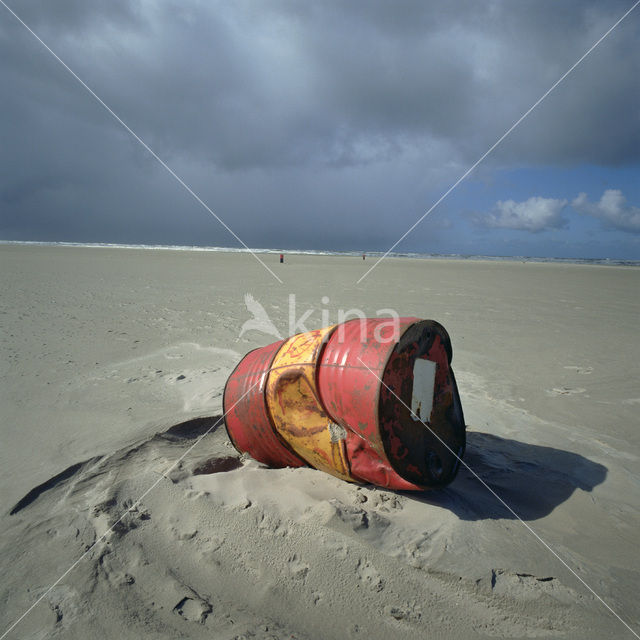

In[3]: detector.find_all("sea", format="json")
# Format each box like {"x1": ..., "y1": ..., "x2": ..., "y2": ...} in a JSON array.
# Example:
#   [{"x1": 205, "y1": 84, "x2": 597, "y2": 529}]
[{"x1": 1, "y1": 240, "x2": 639, "y2": 267}]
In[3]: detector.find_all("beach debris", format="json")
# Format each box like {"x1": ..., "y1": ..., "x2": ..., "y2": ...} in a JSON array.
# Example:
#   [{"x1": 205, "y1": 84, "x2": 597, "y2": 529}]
[{"x1": 223, "y1": 318, "x2": 466, "y2": 490}]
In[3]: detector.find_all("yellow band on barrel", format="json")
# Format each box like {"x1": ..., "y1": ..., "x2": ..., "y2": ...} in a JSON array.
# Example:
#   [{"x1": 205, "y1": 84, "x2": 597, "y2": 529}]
[{"x1": 266, "y1": 326, "x2": 354, "y2": 482}]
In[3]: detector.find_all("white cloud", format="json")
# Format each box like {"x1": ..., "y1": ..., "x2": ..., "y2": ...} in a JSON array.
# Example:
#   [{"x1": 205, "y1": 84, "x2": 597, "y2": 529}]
[
  {"x1": 483, "y1": 197, "x2": 568, "y2": 232},
  {"x1": 572, "y1": 190, "x2": 640, "y2": 233}
]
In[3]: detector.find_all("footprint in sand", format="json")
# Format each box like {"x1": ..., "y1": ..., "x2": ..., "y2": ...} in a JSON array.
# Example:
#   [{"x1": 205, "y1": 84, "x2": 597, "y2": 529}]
[
  {"x1": 481, "y1": 569, "x2": 577, "y2": 603},
  {"x1": 384, "y1": 602, "x2": 422, "y2": 623},
  {"x1": 173, "y1": 595, "x2": 213, "y2": 623},
  {"x1": 370, "y1": 491, "x2": 404, "y2": 512},
  {"x1": 287, "y1": 553, "x2": 310, "y2": 580},
  {"x1": 563, "y1": 365, "x2": 593, "y2": 375},
  {"x1": 91, "y1": 496, "x2": 151, "y2": 539},
  {"x1": 548, "y1": 386, "x2": 586, "y2": 396},
  {"x1": 356, "y1": 558, "x2": 384, "y2": 592}
]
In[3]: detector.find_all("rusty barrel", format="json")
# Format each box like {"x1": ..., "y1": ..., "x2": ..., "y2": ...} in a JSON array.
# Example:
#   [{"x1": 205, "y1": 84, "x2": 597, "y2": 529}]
[{"x1": 223, "y1": 317, "x2": 465, "y2": 490}]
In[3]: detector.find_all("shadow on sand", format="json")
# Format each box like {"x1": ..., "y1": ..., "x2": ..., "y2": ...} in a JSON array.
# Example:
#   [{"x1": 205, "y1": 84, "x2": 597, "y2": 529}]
[
  {"x1": 407, "y1": 430, "x2": 608, "y2": 522},
  {"x1": 8, "y1": 416, "x2": 225, "y2": 516}
]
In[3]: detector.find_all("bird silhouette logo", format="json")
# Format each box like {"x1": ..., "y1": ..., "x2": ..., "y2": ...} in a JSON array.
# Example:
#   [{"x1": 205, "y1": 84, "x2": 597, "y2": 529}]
[{"x1": 239, "y1": 293, "x2": 283, "y2": 340}]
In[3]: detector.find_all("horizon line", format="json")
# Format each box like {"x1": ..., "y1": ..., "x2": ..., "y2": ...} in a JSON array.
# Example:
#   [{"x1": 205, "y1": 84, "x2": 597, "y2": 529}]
[{"x1": 1, "y1": 239, "x2": 638, "y2": 266}]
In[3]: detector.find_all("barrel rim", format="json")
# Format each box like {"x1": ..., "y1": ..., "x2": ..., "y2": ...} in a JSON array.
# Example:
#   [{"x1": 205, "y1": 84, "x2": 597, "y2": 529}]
[
  {"x1": 313, "y1": 323, "x2": 353, "y2": 479},
  {"x1": 378, "y1": 318, "x2": 461, "y2": 489},
  {"x1": 375, "y1": 318, "x2": 421, "y2": 483}
]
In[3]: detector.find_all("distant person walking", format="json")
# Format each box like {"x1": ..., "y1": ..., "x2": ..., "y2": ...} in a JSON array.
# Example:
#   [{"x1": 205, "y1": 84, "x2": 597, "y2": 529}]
[
  {"x1": 362, "y1": 253, "x2": 366, "y2": 260},
  {"x1": 280, "y1": 253, "x2": 284, "y2": 264}
]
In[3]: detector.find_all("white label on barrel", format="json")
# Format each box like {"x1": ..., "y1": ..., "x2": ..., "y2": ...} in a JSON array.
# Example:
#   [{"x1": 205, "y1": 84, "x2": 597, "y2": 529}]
[{"x1": 411, "y1": 359, "x2": 437, "y2": 422}]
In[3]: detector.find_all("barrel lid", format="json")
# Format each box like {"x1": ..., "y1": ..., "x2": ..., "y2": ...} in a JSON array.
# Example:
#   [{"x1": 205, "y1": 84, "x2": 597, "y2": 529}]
[{"x1": 378, "y1": 320, "x2": 465, "y2": 488}]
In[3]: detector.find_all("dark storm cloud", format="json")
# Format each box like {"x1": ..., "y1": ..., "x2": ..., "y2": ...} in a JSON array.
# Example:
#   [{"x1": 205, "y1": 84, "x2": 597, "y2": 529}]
[{"x1": 1, "y1": 0, "x2": 638, "y2": 247}]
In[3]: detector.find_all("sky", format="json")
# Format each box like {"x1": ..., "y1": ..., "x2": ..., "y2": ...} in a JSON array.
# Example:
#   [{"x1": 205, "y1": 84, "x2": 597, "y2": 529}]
[{"x1": 1, "y1": 0, "x2": 639, "y2": 259}]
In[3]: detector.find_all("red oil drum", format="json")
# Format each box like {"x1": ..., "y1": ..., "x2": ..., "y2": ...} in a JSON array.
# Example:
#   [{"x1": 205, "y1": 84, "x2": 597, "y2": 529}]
[{"x1": 223, "y1": 318, "x2": 465, "y2": 490}]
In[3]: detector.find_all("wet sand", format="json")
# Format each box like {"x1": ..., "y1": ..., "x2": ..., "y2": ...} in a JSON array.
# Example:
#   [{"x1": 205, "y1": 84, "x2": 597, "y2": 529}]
[{"x1": 1, "y1": 244, "x2": 639, "y2": 639}]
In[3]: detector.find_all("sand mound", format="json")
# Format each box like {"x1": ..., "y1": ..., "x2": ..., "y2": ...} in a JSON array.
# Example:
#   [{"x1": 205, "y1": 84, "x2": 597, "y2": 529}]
[{"x1": 3, "y1": 415, "x2": 613, "y2": 639}]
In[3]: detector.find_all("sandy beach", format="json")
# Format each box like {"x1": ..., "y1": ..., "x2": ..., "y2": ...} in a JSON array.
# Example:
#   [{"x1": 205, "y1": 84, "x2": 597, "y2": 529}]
[{"x1": 1, "y1": 244, "x2": 639, "y2": 639}]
